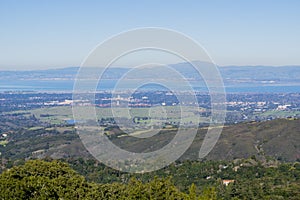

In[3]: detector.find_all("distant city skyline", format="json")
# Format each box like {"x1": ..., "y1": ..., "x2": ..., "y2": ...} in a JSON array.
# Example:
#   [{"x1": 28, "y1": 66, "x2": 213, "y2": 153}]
[{"x1": 1, "y1": 0, "x2": 300, "y2": 70}]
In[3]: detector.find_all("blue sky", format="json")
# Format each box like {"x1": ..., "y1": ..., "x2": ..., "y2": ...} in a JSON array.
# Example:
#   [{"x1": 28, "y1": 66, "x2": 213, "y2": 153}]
[{"x1": 0, "y1": 0, "x2": 300, "y2": 70}]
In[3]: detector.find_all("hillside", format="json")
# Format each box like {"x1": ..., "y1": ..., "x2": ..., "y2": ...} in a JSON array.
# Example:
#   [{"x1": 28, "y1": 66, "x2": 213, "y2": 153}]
[
  {"x1": 110, "y1": 118, "x2": 300, "y2": 162},
  {"x1": 1, "y1": 118, "x2": 299, "y2": 163},
  {"x1": 186, "y1": 118, "x2": 300, "y2": 162}
]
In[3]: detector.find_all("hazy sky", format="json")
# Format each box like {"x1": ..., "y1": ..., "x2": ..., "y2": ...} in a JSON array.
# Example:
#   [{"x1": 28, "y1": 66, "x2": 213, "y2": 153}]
[{"x1": 1, "y1": 0, "x2": 300, "y2": 70}]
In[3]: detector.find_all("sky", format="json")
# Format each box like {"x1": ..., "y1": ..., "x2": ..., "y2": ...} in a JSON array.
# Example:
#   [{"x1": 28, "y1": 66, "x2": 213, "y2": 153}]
[{"x1": 0, "y1": 0, "x2": 300, "y2": 70}]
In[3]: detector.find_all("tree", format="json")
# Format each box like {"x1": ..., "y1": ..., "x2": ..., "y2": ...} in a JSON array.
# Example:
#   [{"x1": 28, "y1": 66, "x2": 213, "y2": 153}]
[{"x1": 0, "y1": 160, "x2": 90, "y2": 199}]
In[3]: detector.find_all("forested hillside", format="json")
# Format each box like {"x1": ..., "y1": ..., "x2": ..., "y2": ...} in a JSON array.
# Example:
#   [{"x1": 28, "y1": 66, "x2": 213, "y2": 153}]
[
  {"x1": 1, "y1": 159, "x2": 299, "y2": 199},
  {"x1": 0, "y1": 160, "x2": 215, "y2": 200}
]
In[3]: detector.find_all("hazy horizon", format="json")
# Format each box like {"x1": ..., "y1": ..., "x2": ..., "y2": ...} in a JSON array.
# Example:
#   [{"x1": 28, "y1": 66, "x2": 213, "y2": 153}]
[{"x1": 2, "y1": 62, "x2": 300, "y2": 72}]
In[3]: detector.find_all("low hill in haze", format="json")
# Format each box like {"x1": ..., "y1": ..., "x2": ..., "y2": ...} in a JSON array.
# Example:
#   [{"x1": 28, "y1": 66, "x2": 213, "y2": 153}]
[{"x1": 1, "y1": 63, "x2": 300, "y2": 85}]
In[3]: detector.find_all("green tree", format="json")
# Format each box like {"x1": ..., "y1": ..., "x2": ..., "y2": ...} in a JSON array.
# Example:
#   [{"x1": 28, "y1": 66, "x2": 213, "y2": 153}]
[{"x1": 0, "y1": 160, "x2": 91, "y2": 199}]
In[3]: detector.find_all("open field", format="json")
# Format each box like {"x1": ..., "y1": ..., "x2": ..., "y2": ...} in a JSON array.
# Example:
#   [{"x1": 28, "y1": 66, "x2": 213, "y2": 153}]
[
  {"x1": 10, "y1": 106, "x2": 209, "y2": 126},
  {"x1": 0, "y1": 140, "x2": 8, "y2": 146},
  {"x1": 257, "y1": 110, "x2": 300, "y2": 118}
]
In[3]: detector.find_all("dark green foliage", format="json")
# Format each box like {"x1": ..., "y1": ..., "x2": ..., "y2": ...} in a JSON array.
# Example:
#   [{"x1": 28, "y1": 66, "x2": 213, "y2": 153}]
[
  {"x1": 0, "y1": 160, "x2": 90, "y2": 199},
  {"x1": 0, "y1": 160, "x2": 214, "y2": 199},
  {"x1": 65, "y1": 158, "x2": 300, "y2": 200},
  {"x1": 1, "y1": 158, "x2": 300, "y2": 199}
]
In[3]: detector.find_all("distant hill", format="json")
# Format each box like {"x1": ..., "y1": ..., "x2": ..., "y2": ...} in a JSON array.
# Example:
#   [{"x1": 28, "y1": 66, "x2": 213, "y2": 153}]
[{"x1": 1, "y1": 63, "x2": 300, "y2": 85}]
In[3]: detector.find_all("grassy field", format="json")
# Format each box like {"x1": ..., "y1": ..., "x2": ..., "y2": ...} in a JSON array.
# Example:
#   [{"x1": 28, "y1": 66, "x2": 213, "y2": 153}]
[
  {"x1": 258, "y1": 110, "x2": 300, "y2": 118},
  {"x1": 11, "y1": 106, "x2": 209, "y2": 127},
  {"x1": 0, "y1": 140, "x2": 8, "y2": 146},
  {"x1": 27, "y1": 126, "x2": 44, "y2": 131}
]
